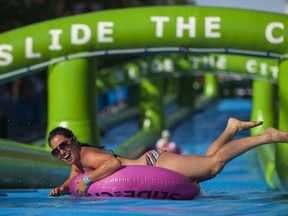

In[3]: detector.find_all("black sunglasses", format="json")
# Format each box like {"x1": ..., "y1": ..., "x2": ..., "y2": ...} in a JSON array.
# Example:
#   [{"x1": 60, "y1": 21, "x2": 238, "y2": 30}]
[{"x1": 51, "y1": 140, "x2": 70, "y2": 158}]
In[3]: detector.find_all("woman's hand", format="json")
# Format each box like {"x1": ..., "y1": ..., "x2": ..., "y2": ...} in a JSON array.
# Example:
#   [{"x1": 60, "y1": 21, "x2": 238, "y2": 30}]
[
  {"x1": 49, "y1": 185, "x2": 70, "y2": 197},
  {"x1": 76, "y1": 178, "x2": 89, "y2": 196}
]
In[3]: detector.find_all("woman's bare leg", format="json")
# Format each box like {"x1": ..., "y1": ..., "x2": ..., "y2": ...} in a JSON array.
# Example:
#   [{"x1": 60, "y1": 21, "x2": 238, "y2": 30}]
[
  {"x1": 158, "y1": 127, "x2": 288, "y2": 182},
  {"x1": 208, "y1": 127, "x2": 288, "y2": 175},
  {"x1": 205, "y1": 118, "x2": 263, "y2": 156}
]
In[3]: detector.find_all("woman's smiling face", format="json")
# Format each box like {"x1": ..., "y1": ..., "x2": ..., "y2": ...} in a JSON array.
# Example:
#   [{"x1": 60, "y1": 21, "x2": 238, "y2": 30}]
[{"x1": 50, "y1": 135, "x2": 79, "y2": 165}]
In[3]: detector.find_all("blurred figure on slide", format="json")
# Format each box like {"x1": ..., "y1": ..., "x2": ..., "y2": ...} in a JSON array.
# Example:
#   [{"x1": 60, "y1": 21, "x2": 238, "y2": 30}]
[{"x1": 155, "y1": 130, "x2": 181, "y2": 154}]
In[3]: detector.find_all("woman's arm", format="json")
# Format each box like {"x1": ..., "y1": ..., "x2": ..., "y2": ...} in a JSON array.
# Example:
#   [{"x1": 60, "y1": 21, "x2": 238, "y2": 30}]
[
  {"x1": 76, "y1": 149, "x2": 122, "y2": 196},
  {"x1": 86, "y1": 156, "x2": 122, "y2": 182},
  {"x1": 48, "y1": 178, "x2": 70, "y2": 197},
  {"x1": 49, "y1": 165, "x2": 82, "y2": 197}
]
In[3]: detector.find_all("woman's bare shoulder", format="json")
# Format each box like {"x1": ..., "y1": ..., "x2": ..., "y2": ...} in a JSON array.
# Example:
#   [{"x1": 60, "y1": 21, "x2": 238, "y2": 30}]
[{"x1": 81, "y1": 146, "x2": 112, "y2": 159}]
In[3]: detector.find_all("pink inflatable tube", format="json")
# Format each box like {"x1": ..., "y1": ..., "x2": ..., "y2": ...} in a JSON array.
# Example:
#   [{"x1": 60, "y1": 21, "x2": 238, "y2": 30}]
[{"x1": 69, "y1": 165, "x2": 200, "y2": 200}]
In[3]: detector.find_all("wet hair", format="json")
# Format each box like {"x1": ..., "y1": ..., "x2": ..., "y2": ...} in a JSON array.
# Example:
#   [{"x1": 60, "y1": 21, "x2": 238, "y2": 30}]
[
  {"x1": 48, "y1": 126, "x2": 104, "y2": 149},
  {"x1": 48, "y1": 127, "x2": 74, "y2": 146}
]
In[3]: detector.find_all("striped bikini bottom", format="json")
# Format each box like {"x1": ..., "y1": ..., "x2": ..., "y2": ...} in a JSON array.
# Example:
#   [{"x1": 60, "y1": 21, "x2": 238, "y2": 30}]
[{"x1": 145, "y1": 149, "x2": 165, "y2": 166}]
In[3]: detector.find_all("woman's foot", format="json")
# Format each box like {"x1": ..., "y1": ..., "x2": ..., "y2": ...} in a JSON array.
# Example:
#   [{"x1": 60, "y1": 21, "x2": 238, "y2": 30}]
[
  {"x1": 227, "y1": 118, "x2": 263, "y2": 136},
  {"x1": 264, "y1": 127, "x2": 288, "y2": 143}
]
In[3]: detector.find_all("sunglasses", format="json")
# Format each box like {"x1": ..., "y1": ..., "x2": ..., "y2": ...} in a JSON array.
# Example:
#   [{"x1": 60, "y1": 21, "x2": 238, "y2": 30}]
[{"x1": 51, "y1": 140, "x2": 71, "y2": 158}]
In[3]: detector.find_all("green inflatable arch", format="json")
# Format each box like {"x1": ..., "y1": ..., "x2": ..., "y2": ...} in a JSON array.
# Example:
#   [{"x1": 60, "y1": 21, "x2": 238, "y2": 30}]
[
  {"x1": 0, "y1": 6, "x2": 288, "y2": 189},
  {"x1": 97, "y1": 53, "x2": 278, "y2": 91},
  {"x1": 1, "y1": 6, "x2": 288, "y2": 78}
]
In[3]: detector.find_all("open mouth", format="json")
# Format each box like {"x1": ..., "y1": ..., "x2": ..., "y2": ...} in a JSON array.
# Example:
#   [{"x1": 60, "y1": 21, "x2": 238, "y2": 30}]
[{"x1": 62, "y1": 152, "x2": 71, "y2": 161}]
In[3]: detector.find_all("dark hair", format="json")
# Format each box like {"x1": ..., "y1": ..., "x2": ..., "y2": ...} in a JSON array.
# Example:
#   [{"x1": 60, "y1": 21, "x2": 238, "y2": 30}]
[
  {"x1": 48, "y1": 126, "x2": 104, "y2": 149},
  {"x1": 47, "y1": 127, "x2": 74, "y2": 147}
]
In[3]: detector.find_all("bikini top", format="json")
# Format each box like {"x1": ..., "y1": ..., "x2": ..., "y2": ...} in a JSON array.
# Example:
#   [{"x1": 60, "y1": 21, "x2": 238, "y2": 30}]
[{"x1": 108, "y1": 150, "x2": 120, "y2": 158}]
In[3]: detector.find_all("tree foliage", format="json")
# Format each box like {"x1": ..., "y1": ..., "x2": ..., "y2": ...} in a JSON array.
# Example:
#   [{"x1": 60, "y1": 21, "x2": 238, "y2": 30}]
[{"x1": 0, "y1": 0, "x2": 192, "y2": 33}]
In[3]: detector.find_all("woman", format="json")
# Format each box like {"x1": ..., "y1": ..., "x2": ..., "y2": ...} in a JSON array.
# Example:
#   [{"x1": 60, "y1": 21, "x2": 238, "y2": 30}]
[{"x1": 48, "y1": 117, "x2": 288, "y2": 197}]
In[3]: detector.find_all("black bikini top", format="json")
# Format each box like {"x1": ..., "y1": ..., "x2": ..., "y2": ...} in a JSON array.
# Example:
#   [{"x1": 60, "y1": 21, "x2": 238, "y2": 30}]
[{"x1": 108, "y1": 150, "x2": 120, "y2": 158}]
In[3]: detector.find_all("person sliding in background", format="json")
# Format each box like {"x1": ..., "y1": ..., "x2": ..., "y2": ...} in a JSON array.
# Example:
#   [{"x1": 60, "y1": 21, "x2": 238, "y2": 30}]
[{"x1": 155, "y1": 130, "x2": 181, "y2": 154}]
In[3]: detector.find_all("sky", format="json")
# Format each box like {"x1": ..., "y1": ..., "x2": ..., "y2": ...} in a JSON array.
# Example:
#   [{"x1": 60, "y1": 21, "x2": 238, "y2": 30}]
[{"x1": 194, "y1": 0, "x2": 286, "y2": 14}]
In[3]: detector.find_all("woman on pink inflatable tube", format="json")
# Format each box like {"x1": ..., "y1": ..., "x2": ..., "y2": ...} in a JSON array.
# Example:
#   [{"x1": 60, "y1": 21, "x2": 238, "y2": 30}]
[{"x1": 48, "y1": 117, "x2": 288, "y2": 197}]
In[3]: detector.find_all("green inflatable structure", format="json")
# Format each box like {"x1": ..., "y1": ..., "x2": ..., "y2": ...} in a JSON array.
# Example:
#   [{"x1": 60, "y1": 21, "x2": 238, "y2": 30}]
[
  {"x1": 97, "y1": 53, "x2": 278, "y2": 91},
  {"x1": 0, "y1": 6, "x2": 287, "y2": 189}
]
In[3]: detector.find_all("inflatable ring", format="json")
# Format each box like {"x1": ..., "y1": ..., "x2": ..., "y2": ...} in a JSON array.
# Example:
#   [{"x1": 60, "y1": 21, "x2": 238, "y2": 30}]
[{"x1": 69, "y1": 165, "x2": 200, "y2": 200}]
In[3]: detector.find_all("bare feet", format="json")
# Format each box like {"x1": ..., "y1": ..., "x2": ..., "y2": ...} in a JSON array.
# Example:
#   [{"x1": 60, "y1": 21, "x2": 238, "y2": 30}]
[
  {"x1": 264, "y1": 127, "x2": 288, "y2": 143},
  {"x1": 227, "y1": 118, "x2": 263, "y2": 136}
]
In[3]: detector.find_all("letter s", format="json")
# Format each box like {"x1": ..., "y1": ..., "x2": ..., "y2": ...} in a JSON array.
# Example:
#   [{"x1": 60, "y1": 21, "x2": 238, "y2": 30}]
[{"x1": 0, "y1": 45, "x2": 13, "y2": 66}]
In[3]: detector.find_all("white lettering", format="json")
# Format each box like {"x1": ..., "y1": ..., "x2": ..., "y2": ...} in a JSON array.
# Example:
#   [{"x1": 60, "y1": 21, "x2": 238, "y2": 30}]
[
  {"x1": 163, "y1": 58, "x2": 174, "y2": 72},
  {"x1": 98, "y1": 22, "x2": 113, "y2": 43},
  {"x1": 25, "y1": 38, "x2": 41, "y2": 58},
  {"x1": 259, "y1": 63, "x2": 268, "y2": 76},
  {"x1": 190, "y1": 56, "x2": 200, "y2": 70},
  {"x1": 246, "y1": 59, "x2": 278, "y2": 79},
  {"x1": 128, "y1": 67, "x2": 137, "y2": 79},
  {"x1": 216, "y1": 56, "x2": 226, "y2": 69},
  {"x1": 151, "y1": 59, "x2": 162, "y2": 72},
  {"x1": 150, "y1": 16, "x2": 170, "y2": 37},
  {"x1": 176, "y1": 17, "x2": 196, "y2": 38},
  {"x1": 246, "y1": 60, "x2": 257, "y2": 73},
  {"x1": 265, "y1": 22, "x2": 284, "y2": 44},
  {"x1": 202, "y1": 56, "x2": 217, "y2": 69},
  {"x1": 49, "y1": 29, "x2": 63, "y2": 50},
  {"x1": 0, "y1": 45, "x2": 13, "y2": 66},
  {"x1": 202, "y1": 56, "x2": 210, "y2": 69},
  {"x1": 205, "y1": 17, "x2": 221, "y2": 38},
  {"x1": 71, "y1": 24, "x2": 91, "y2": 45}
]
